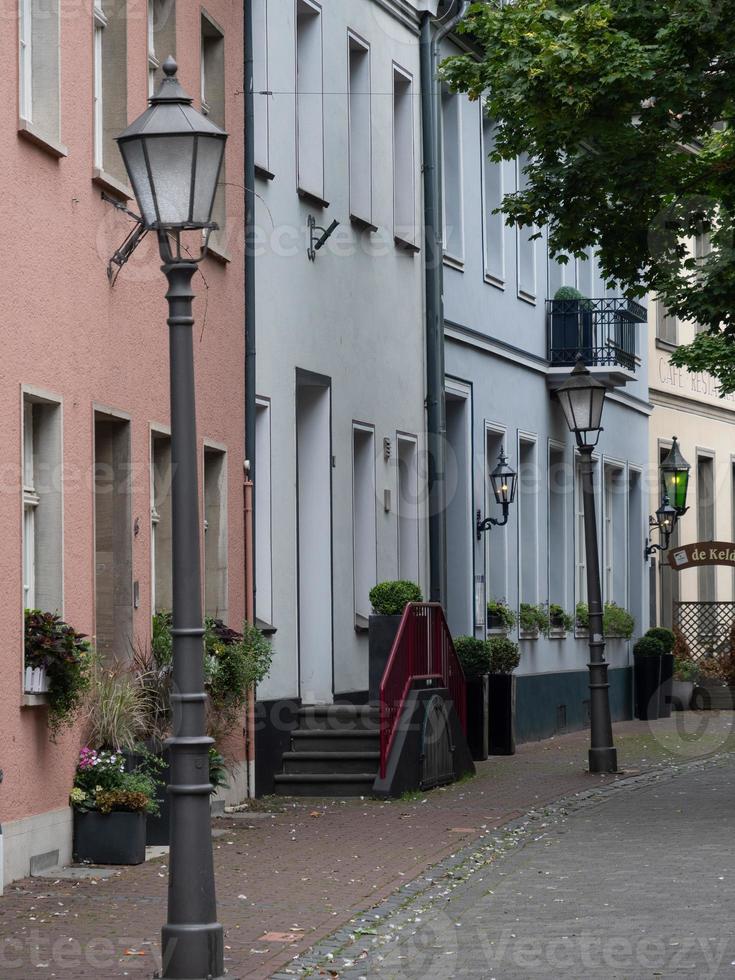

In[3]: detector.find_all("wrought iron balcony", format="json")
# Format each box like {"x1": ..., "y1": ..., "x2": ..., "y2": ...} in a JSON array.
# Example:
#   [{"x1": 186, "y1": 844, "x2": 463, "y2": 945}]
[{"x1": 546, "y1": 297, "x2": 646, "y2": 373}]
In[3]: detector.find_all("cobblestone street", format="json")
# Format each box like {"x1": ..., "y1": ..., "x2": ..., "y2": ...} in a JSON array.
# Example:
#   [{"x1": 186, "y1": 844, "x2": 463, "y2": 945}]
[{"x1": 0, "y1": 713, "x2": 733, "y2": 979}]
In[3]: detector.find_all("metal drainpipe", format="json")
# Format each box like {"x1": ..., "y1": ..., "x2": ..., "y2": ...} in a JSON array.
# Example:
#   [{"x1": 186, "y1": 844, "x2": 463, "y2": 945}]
[
  {"x1": 420, "y1": 1, "x2": 469, "y2": 607},
  {"x1": 244, "y1": 0, "x2": 257, "y2": 621}
]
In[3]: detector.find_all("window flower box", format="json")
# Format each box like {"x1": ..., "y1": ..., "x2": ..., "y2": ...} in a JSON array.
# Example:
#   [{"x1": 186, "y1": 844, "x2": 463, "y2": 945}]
[{"x1": 24, "y1": 665, "x2": 49, "y2": 694}]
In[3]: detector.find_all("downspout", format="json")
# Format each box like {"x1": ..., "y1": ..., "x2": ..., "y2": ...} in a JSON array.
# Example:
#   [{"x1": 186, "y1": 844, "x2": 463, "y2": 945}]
[
  {"x1": 244, "y1": 0, "x2": 256, "y2": 798},
  {"x1": 244, "y1": 0, "x2": 256, "y2": 619},
  {"x1": 420, "y1": 1, "x2": 469, "y2": 607}
]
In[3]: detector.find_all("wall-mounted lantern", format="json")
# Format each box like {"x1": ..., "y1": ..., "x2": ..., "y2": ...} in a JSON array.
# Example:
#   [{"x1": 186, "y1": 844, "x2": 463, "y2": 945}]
[
  {"x1": 476, "y1": 447, "x2": 517, "y2": 539},
  {"x1": 660, "y1": 436, "x2": 691, "y2": 517}
]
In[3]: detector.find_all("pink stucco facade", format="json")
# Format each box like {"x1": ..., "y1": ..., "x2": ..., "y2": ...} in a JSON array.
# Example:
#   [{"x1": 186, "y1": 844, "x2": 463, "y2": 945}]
[{"x1": 0, "y1": 1, "x2": 245, "y2": 881}]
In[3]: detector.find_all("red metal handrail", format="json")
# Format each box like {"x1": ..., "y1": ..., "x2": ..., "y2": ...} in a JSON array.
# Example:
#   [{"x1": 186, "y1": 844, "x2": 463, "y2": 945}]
[{"x1": 378, "y1": 603, "x2": 467, "y2": 779}]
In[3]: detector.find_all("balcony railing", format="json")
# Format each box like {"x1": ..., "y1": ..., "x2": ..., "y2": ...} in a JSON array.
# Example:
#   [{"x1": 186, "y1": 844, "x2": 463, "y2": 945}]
[{"x1": 547, "y1": 297, "x2": 647, "y2": 371}]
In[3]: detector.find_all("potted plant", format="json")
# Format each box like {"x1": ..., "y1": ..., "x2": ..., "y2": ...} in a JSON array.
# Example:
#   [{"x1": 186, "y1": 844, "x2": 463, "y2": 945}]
[
  {"x1": 645, "y1": 627, "x2": 676, "y2": 717},
  {"x1": 133, "y1": 613, "x2": 273, "y2": 844},
  {"x1": 454, "y1": 636, "x2": 491, "y2": 761},
  {"x1": 368, "y1": 581, "x2": 423, "y2": 700},
  {"x1": 519, "y1": 603, "x2": 546, "y2": 639},
  {"x1": 486, "y1": 599, "x2": 517, "y2": 635},
  {"x1": 551, "y1": 285, "x2": 594, "y2": 363},
  {"x1": 24, "y1": 610, "x2": 91, "y2": 739},
  {"x1": 603, "y1": 602, "x2": 635, "y2": 639},
  {"x1": 487, "y1": 636, "x2": 520, "y2": 755},
  {"x1": 633, "y1": 635, "x2": 664, "y2": 721},
  {"x1": 672, "y1": 655, "x2": 698, "y2": 711},
  {"x1": 71, "y1": 747, "x2": 162, "y2": 865},
  {"x1": 542, "y1": 604, "x2": 575, "y2": 638}
]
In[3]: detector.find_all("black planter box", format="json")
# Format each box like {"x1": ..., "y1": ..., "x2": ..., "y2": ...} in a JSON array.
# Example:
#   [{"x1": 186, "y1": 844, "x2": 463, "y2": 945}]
[
  {"x1": 122, "y1": 745, "x2": 170, "y2": 846},
  {"x1": 488, "y1": 673, "x2": 516, "y2": 755},
  {"x1": 658, "y1": 652, "x2": 674, "y2": 719},
  {"x1": 369, "y1": 614, "x2": 402, "y2": 702},
  {"x1": 465, "y1": 675, "x2": 489, "y2": 761},
  {"x1": 73, "y1": 810, "x2": 146, "y2": 865},
  {"x1": 634, "y1": 653, "x2": 662, "y2": 721},
  {"x1": 487, "y1": 612, "x2": 507, "y2": 632}
]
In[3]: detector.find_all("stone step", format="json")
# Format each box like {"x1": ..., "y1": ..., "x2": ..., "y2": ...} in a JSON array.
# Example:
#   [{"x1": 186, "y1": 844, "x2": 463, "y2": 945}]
[
  {"x1": 282, "y1": 750, "x2": 380, "y2": 775},
  {"x1": 297, "y1": 704, "x2": 380, "y2": 732},
  {"x1": 290, "y1": 729, "x2": 380, "y2": 753},
  {"x1": 273, "y1": 772, "x2": 376, "y2": 797}
]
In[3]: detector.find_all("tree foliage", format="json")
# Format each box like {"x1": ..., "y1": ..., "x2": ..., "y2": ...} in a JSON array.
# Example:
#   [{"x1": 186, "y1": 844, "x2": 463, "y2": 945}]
[{"x1": 441, "y1": 0, "x2": 735, "y2": 389}]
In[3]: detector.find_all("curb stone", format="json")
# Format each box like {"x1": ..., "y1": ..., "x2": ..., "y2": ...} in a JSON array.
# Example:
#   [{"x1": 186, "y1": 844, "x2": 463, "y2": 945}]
[{"x1": 270, "y1": 751, "x2": 733, "y2": 978}]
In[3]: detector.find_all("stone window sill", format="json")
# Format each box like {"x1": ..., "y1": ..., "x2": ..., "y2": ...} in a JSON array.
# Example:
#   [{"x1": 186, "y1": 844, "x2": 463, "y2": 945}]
[
  {"x1": 22, "y1": 693, "x2": 49, "y2": 708},
  {"x1": 92, "y1": 168, "x2": 132, "y2": 200},
  {"x1": 18, "y1": 118, "x2": 68, "y2": 159}
]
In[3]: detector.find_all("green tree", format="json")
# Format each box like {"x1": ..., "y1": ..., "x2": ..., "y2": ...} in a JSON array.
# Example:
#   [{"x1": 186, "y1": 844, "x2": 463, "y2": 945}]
[{"x1": 441, "y1": 0, "x2": 735, "y2": 389}]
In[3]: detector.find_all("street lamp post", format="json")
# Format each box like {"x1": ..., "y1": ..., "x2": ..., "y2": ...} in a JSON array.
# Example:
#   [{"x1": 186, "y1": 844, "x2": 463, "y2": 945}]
[
  {"x1": 556, "y1": 358, "x2": 618, "y2": 774},
  {"x1": 116, "y1": 58, "x2": 228, "y2": 980}
]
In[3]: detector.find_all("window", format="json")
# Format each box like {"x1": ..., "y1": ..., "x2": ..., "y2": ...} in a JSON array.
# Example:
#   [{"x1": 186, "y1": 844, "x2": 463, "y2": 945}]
[
  {"x1": 296, "y1": 0, "x2": 324, "y2": 202},
  {"x1": 204, "y1": 447, "x2": 228, "y2": 620},
  {"x1": 516, "y1": 154, "x2": 536, "y2": 301},
  {"x1": 575, "y1": 458, "x2": 587, "y2": 606},
  {"x1": 255, "y1": 400, "x2": 273, "y2": 625},
  {"x1": 486, "y1": 428, "x2": 508, "y2": 605},
  {"x1": 148, "y1": 0, "x2": 176, "y2": 96},
  {"x1": 482, "y1": 115, "x2": 504, "y2": 285},
  {"x1": 656, "y1": 299, "x2": 677, "y2": 345},
  {"x1": 392, "y1": 65, "x2": 415, "y2": 247},
  {"x1": 697, "y1": 455, "x2": 716, "y2": 601},
  {"x1": 348, "y1": 33, "x2": 372, "y2": 226},
  {"x1": 352, "y1": 425, "x2": 377, "y2": 624},
  {"x1": 548, "y1": 250, "x2": 575, "y2": 299},
  {"x1": 548, "y1": 445, "x2": 568, "y2": 611},
  {"x1": 576, "y1": 247, "x2": 594, "y2": 299},
  {"x1": 18, "y1": 0, "x2": 61, "y2": 144},
  {"x1": 151, "y1": 432, "x2": 172, "y2": 613},
  {"x1": 442, "y1": 87, "x2": 463, "y2": 261},
  {"x1": 201, "y1": 12, "x2": 226, "y2": 247},
  {"x1": 518, "y1": 438, "x2": 538, "y2": 606},
  {"x1": 22, "y1": 394, "x2": 63, "y2": 615},
  {"x1": 397, "y1": 434, "x2": 419, "y2": 583},
  {"x1": 253, "y1": 0, "x2": 270, "y2": 175},
  {"x1": 603, "y1": 465, "x2": 626, "y2": 606},
  {"x1": 94, "y1": 0, "x2": 128, "y2": 185}
]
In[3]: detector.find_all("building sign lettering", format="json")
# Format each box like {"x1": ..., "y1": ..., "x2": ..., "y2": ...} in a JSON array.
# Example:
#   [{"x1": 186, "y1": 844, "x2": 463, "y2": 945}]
[{"x1": 668, "y1": 542, "x2": 735, "y2": 571}]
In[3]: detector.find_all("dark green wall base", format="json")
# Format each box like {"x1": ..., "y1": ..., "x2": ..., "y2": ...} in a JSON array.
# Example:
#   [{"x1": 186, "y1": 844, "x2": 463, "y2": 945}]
[{"x1": 516, "y1": 667, "x2": 633, "y2": 744}]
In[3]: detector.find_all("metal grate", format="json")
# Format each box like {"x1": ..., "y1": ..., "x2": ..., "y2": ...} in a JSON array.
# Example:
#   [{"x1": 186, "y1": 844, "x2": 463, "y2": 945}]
[
  {"x1": 547, "y1": 297, "x2": 646, "y2": 370},
  {"x1": 420, "y1": 695, "x2": 455, "y2": 790},
  {"x1": 674, "y1": 601, "x2": 735, "y2": 662}
]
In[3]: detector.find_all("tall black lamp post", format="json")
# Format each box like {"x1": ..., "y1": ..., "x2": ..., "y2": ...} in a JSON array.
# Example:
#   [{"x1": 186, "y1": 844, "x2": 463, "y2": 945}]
[
  {"x1": 116, "y1": 58, "x2": 228, "y2": 980},
  {"x1": 556, "y1": 358, "x2": 618, "y2": 774}
]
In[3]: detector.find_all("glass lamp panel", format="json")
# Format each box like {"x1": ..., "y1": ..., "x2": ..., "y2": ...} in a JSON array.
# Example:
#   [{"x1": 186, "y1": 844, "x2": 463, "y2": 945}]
[
  {"x1": 673, "y1": 470, "x2": 689, "y2": 513},
  {"x1": 145, "y1": 135, "x2": 195, "y2": 226},
  {"x1": 589, "y1": 386, "x2": 606, "y2": 431},
  {"x1": 120, "y1": 138, "x2": 157, "y2": 226},
  {"x1": 192, "y1": 136, "x2": 226, "y2": 226}
]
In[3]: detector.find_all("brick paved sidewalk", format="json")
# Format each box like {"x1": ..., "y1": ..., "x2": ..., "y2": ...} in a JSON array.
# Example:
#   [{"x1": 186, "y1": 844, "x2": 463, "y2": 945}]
[{"x1": 1, "y1": 713, "x2": 733, "y2": 980}]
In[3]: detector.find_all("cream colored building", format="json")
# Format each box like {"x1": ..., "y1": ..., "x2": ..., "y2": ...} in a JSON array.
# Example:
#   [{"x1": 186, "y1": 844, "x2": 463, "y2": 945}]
[{"x1": 648, "y1": 298, "x2": 735, "y2": 634}]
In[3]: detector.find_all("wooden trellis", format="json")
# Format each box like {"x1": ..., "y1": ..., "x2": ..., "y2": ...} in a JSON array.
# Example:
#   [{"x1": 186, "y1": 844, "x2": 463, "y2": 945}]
[{"x1": 673, "y1": 601, "x2": 735, "y2": 662}]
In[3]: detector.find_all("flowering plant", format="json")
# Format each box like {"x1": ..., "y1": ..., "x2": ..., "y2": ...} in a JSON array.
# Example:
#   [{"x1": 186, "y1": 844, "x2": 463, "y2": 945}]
[
  {"x1": 70, "y1": 747, "x2": 161, "y2": 815},
  {"x1": 25, "y1": 610, "x2": 91, "y2": 739}
]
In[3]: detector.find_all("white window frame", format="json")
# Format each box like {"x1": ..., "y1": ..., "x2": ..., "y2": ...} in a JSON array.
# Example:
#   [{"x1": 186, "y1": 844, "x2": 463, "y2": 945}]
[
  {"x1": 575, "y1": 458, "x2": 587, "y2": 608},
  {"x1": 93, "y1": 1, "x2": 107, "y2": 170},
  {"x1": 392, "y1": 63, "x2": 416, "y2": 249},
  {"x1": 255, "y1": 398, "x2": 273, "y2": 626},
  {"x1": 19, "y1": 0, "x2": 33, "y2": 122},
  {"x1": 352, "y1": 422, "x2": 377, "y2": 623},
  {"x1": 147, "y1": 0, "x2": 159, "y2": 96},
  {"x1": 516, "y1": 155, "x2": 537, "y2": 303},
  {"x1": 23, "y1": 402, "x2": 39, "y2": 610},
  {"x1": 396, "y1": 432, "x2": 420, "y2": 584},
  {"x1": 481, "y1": 110, "x2": 505, "y2": 287},
  {"x1": 604, "y1": 470, "x2": 614, "y2": 602},
  {"x1": 295, "y1": 0, "x2": 325, "y2": 202},
  {"x1": 253, "y1": 0, "x2": 270, "y2": 175},
  {"x1": 441, "y1": 86, "x2": 464, "y2": 264},
  {"x1": 347, "y1": 31, "x2": 373, "y2": 227}
]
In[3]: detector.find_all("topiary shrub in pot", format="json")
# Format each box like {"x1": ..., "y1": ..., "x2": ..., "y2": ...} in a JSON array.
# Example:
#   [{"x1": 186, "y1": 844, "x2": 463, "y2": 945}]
[
  {"x1": 633, "y1": 635, "x2": 664, "y2": 721},
  {"x1": 454, "y1": 636, "x2": 491, "y2": 761},
  {"x1": 368, "y1": 581, "x2": 423, "y2": 701},
  {"x1": 486, "y1": 599, "x2": 517, "y2": 634},
  {"x1": 551, "y1": 285, "x2": 594, "y2": 363},
  {"x1": 487, "y1": 636, "x2": 520, "y2": 755},
  {"x1": 645, "y1": 628, "x2": 675, "y2": 717}
]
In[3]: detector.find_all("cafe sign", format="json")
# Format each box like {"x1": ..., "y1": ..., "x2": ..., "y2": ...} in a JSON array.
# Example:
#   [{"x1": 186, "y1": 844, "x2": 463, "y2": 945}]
[{"x1": 668, "y1": 542, "x2": 735, "y2": 571}]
